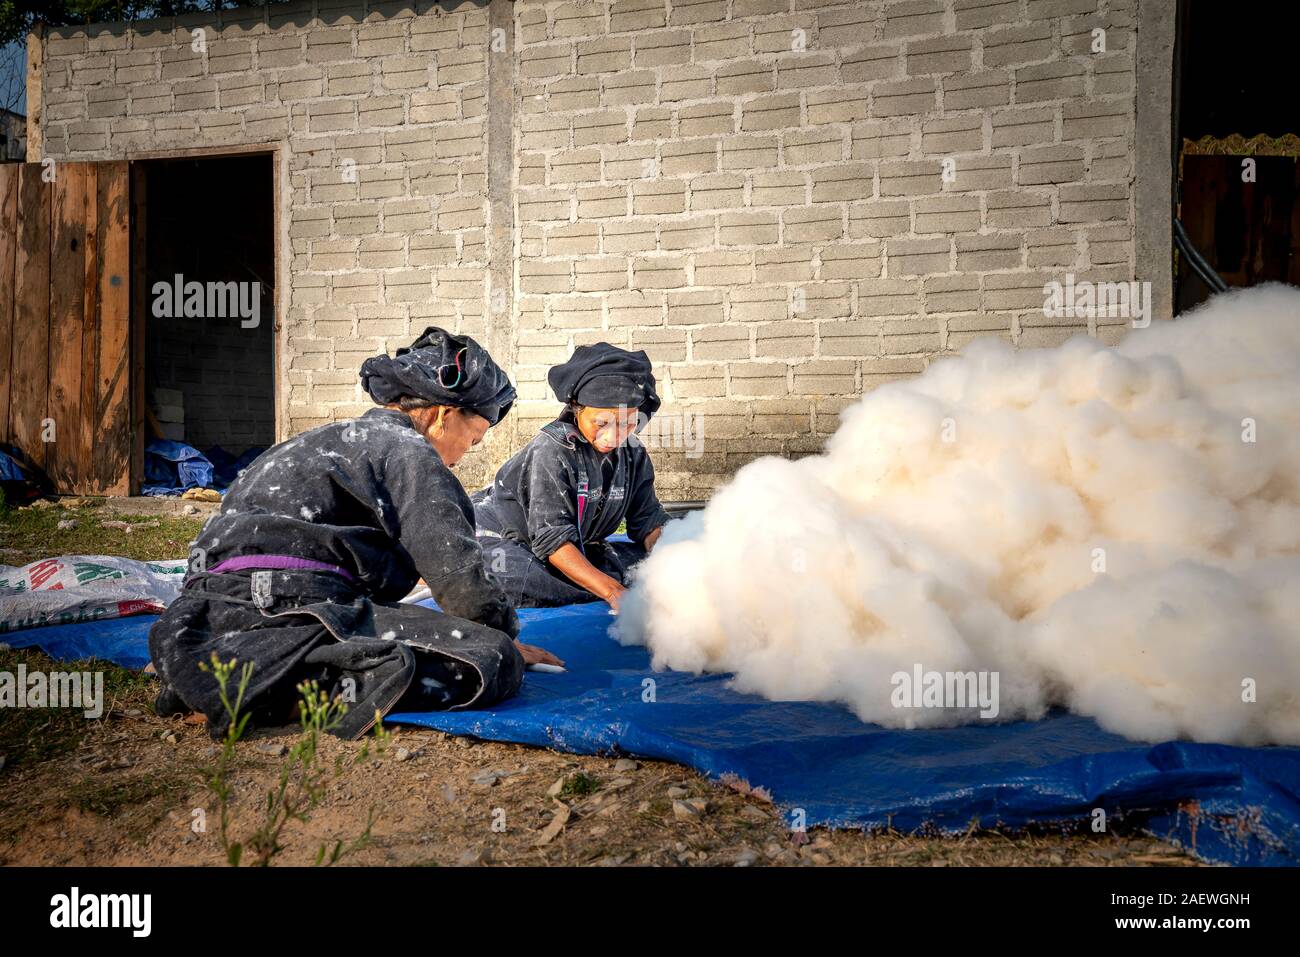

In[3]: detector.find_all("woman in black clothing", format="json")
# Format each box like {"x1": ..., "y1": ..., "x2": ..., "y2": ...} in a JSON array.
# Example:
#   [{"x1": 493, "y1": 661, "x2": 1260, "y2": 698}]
[
  {"x1": 149, "y1": 327, "x2": 558, "y2": 740},
  {"x1": 472, "y1": 343, "x2": 672, "y2": 610}
]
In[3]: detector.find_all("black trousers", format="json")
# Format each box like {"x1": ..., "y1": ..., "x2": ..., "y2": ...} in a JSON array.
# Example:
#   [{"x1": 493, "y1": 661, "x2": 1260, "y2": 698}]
[
  {"x1": 478, "y1": 537, "x2": 649, "y2": 608},
  {"x1": 148, "y1": 568, "x2": 524, "y2": 740}
]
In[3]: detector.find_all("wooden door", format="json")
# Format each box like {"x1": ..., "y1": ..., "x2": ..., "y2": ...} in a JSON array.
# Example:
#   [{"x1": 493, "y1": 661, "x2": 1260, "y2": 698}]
[{"x1": 0, "y1": 160, "x2": 132, "y2": 495}]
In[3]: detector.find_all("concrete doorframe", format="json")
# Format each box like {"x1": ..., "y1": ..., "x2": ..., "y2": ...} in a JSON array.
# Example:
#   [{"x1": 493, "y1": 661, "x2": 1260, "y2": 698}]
[
  {"x1": 127, "y1": 144, "x2": 288, "y2": 450},
  {"x1": 1134, "y1": 0, "x2": 1177, "y2": 322}
]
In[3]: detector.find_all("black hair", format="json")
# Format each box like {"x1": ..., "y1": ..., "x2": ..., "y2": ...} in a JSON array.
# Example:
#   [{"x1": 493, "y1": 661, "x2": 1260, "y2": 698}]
[{"x1": 393, "y1": 395, "x2": 437, "y2": 412}]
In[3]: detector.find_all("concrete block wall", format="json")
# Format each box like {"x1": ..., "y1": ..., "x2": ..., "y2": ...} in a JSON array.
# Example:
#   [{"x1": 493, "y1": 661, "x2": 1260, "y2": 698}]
[
  {"x1": 35, "y1": 0, "x2": 1145, "y2": 498},
  {"x1": 509, "y1": 0, "x2": 1139, "y2": 497},
  {"x1": 37, "y1": 0, "x2": 503, "y2": 484},
  {"x1": 147, "y1": 299, "x2": 278, "y2": 453}
]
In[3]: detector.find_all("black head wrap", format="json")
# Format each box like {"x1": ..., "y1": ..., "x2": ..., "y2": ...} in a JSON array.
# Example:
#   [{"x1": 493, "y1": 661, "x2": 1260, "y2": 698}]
[
  {"x1": 359, "y1": 327, "x2": 516, "y2": 426},
  {"x1": 548, "y1": 343, "x2": 661, "y2": 420}
]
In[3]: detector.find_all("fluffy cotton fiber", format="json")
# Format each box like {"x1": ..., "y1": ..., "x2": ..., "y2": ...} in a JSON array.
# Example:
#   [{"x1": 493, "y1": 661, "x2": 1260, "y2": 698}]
[{"x1": 615, "y1": 284, "x2": 1300, "y2": 746}]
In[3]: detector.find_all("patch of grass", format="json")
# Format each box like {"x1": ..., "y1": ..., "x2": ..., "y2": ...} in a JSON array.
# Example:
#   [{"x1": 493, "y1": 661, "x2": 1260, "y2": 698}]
[
  {"x1": 0, "y1": 647, "x2": 156, "y2": 768},
  {"x1": 71, "y1": 769, "x2": 188, "y2": 818},
  {"x1": 0, "y1": 500, "x2": 205, "y2": 566},
  {"x1": 560, "y1": 771, "x2": 601, "y2": 799},
  {"x1": 69, "y1": 767, "x2": 197, "y2": 844}
]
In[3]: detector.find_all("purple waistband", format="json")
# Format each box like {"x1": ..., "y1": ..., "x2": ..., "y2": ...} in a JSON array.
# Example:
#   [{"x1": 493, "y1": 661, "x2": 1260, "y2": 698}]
[{"x1": 208, "y1": 555, "x2": 357, "y2": 584}]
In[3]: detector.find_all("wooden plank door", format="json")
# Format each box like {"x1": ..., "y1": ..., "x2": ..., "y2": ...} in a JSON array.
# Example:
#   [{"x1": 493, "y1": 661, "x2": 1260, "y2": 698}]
[{"x1": 0, "y1": 160, "x2": 132, "y2": 496}]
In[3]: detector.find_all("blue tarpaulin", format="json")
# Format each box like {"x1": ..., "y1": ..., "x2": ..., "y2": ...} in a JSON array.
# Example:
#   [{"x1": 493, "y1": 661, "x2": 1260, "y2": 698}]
[
  {"x1": 0, "y1": 448, "x2": 25, "y2": 483},
  {"x1": 6, "y1": 602, "x2": 1299, "y2": 866},
  {"x1": 0, "y1": 444, "x2": 48, "y2": 503},
  {"x1": 142, "y1": 440, "x2": 215, "y2": 496}
]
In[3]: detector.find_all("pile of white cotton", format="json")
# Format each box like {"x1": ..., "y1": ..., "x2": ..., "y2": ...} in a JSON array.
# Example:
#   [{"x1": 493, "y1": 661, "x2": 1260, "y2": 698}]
[{"x1": 615, "y1": 284, "x2": 1300, "y2": 746}]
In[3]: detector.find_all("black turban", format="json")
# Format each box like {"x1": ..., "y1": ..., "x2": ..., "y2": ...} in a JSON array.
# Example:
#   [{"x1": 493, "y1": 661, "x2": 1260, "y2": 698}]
[
  {"x1": 548, "y1": 343, "x2": 661, "y2": 420},
  {"x1": 359, "y1": 327, "x2": 516, "y2": 426}
]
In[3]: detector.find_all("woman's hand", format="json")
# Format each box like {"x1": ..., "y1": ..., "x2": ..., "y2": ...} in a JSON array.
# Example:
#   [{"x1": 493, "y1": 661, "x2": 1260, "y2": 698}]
[
  {"x1": 605, "y1": 583, "x2": 628, "y2": 614},
  {"x1": 644, "y1": 525, "x2": 664, "y2": 553},
  {"x1": 515, "y1": 640, "x2": 565, "y2": 668},
  {"x1": 548, "y1": 542, "x2": 627, "y2": 613}
]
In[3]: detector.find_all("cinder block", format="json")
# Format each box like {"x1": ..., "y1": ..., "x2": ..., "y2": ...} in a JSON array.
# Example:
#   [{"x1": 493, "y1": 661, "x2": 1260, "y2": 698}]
[
  {"x1": 882, "y1": 0, "x2": 946, "y2": 39},
  {"x1": 668, "y1": 289, "x2": 725, "y2": 325},
  {"x1": 633, "y1": 180, "x2": 686, "y2": 215},
  {"x1": 819, "y1": 319, "x2": 883, "y2": 357},
  {"x1": 842, "y1": 43, "x2": 904, "y2": 84},
  {"x1": 786, "y1": 128, "x2": 845, "y2": 166},
  {"x1": 690, "y1": 173, "x2": 745, "y2": 209},
  {"x1": 879, "y1": 160, "x2": 943, "y2": 196},
  {"x1": 1014, "y1": 61, "x2": 1087, "y2": 103},
  {"x1": 1058, "y1": 183, "x2": 1128, "y2": 223},
  {"x1": 955, "y1": 233, "x2": 1024, "y2": 270},
  {"x1": 923, "y1": 274, "x2": 982, "y2": 313},
  {"x1": 785, "y1": 361, "x2": 857, "y2": 395},
  {"x1": 729, "y1": 361, "x2": 790, "y2": 397},
  {"x1": 756, "y1": 321, "x2": 816, "y2": 359},
  {"x1": 603, "y1": 219, "x2": 658, "y2": 254},
  {"x1": 858, "y1": 277, "x2": 922, "y2": 317},
  {"x1": 633, "y1": 28, "x2": 691, "y2": 67},
  {"x1": 1019, "y1": 144, "x2": 1086, "y2": 185},
  {"x1": 784, "y1": 206, "x2": 844, "y2": 243},
  {"x1": 849, "y1": 200, "x2": 911, "y2": 238},
  {"x1": 942, "y1": 70, "x2": 1011, "y2": 110},
  {"x1": 991, "y1": 107, "x2": 1056, "y2": 147},
  {"x1": 983, "y1": 22, "x2": 1054, "y2": 68},
  {"x1": 907, "y1": 36, "x2": 974, "y2": 75},
  {"x1": 820, "y1": 242, "x2": 883, "y2": 280},
  {"x1": 776, "y1": 52, "x2": 839, "y2": 89},
  {"x1": 718, "y1": 211, "x2": 780, "y2": 246},
  {"x1": 888, "y1": 237, "x2": 952, "y2": 276},
  {"x1": 921, "y1": 115, "x2": 984, "y2": 154},
  {"x1": 692, "y1": 324, "x2": 750, "y2": 360},
  {"x1": 913, "y1": 195, "x2": 980, "y2": 233},
  {"x1": 986, "y1": 190, "x2": 1054, "y2": 228},
  {"x1": 873, "y1": 77, "x2": 937, "y2": 116},
  {"x1": 743, "y1": 92, "x2": 800, "y2": 132},
  {"x1": 751, "y1": 171, "x2": 807, "y2": 206},
  {"x1": 1063, "y1": 99, "x2": 1129, "y2": 140}
]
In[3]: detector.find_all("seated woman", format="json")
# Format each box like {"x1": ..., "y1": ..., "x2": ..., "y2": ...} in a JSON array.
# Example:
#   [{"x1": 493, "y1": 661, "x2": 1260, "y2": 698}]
[
  {"x1": 472, "y1": 343, "x2": 672, "y2": 610},
  {"x1": 149, "y1": 328, "x2": 560, "y2": 742}
]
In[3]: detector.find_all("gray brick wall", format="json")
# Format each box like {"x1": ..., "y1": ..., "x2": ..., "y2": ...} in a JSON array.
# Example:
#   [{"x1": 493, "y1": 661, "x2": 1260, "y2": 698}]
[
  {"x1": 509, "y1": 0, "x2": 1138, "y2": 497},
  {"x1": 36, "y1": 0, "x2": 1143, "y2": 498},
  {"x1": 147, "y1": 304, "x2": 277, "y2": 453}
]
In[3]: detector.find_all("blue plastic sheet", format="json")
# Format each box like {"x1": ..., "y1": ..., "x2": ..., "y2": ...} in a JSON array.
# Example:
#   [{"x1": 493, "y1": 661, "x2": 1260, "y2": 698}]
[
  {"x1": 4, "y1": 614, "x2": 155, "y2": 670},
  {"x1": 142, "y1": 440, "x2": 215, "y2": 495},
  {"x1": 0, "y1": 448, "x2": 25, "y2": 483},
  {"x1": 0, "y1": 443, "x2": 47, "y2": 503},
  {"x1": 6, "y1": 603, "x2": 1299, "y2": 866}
]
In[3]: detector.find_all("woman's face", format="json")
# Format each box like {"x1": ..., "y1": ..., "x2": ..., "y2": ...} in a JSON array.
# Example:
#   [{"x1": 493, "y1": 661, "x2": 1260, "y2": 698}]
[
  {"x1": 575, "y1": 405, "x2": 641, "y2": 454},
  {"x1": 415, "y1": 406, "x2": 490, "y2": 466}
]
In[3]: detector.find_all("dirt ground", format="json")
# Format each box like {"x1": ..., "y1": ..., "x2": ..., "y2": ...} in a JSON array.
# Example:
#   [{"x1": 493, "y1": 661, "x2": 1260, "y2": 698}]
[
  {"x1": 0, "y1": 647, "x2": 1203, "y2": 868},
  {"x1": 0, "y1": 499, "x2": 1203, "y2": 867}
]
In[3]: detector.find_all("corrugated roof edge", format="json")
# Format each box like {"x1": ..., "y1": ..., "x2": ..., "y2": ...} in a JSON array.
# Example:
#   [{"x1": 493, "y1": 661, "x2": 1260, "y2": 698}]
[{"x1": 40, "y1": 0, "x2": 494, "y2": 41}]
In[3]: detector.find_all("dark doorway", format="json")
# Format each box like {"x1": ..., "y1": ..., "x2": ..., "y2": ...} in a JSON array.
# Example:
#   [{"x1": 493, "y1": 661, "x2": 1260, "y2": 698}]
[
  {"x1": 138, "y1": 154, "x2": 275, "y2": 465},
  {"x1": 1175, "y1": 3, "x2": 1300, "y2": 312}
]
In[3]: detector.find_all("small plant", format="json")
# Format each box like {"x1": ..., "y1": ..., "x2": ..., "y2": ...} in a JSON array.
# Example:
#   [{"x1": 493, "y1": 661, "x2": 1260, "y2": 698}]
[
  {"x1": 200, "y1": 653, "x2": 384, "y2": 867},
  {"x1": 199, "y1": 653, "x2": 255, "y2": 866},
  {"x1": 560, "y1": 771, "x2": 601, "y2": 799}
]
